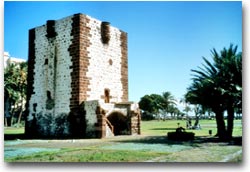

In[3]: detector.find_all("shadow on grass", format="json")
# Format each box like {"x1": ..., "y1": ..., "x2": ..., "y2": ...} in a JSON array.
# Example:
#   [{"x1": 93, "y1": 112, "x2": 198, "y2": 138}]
[
  {"x1": 4, "y1": 134, "x2": 26, "y2": 140},
  {"x1": 112, "y1": 135, "x2": 242, "y2": 147},
  {"x1": 5, "y1": 134, "x2": 242, "y2": 147},
  {"x1": 150, "y1": 128, "x2": 177, "y2": 130}
]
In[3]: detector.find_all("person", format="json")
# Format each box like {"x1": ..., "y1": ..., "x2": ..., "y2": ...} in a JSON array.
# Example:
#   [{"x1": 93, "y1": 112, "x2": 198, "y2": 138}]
[{"x1": 176, "y1": 126, "x2": 185, "y2": 133}]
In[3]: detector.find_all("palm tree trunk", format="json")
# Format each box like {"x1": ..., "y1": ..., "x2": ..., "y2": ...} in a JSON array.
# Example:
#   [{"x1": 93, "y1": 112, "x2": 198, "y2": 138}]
[
  {"x1": 214, "y1": 109, "x2": 226, "y2": 140},
  {"x1": 17, "y1": 95, "x2": 24, "y2": 125},
  {"x1": 17, "y1": 111, "x2": 23, "y2": 125},
  {"x1": 11, "y1": 103, "x2": 17, "y2": 126},
  {"x1": 227, "y1": 105, "x2": 234, "y2": 140}
]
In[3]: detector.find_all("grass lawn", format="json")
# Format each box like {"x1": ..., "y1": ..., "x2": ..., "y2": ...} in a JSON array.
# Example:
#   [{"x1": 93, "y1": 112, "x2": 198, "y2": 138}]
[
  {"x1": 141, "y1": 119, "x2": 242, "y2": 137},
  {"x1": 4, "y1": 119, "x2": 242, "y2": 162},
  {"x1": 6, "y1": 147, "x2": 166, "y2": 162},
  {"x1": 4, "y1": 119, "x2": 242, "y2": 137},
  {"x1": 4, "y1": 127, "x2": 24, "y2": 135}
]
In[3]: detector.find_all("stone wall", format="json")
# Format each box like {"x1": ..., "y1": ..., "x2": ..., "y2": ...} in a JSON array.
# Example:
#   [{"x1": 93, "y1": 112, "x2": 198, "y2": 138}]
[
  {"x1": 85, "y1": 15, "x2": 128, "y2": 103},
  {"x1": 82, "y1": 100, "x2": 99, "y2": 137},
  {"x1": 26, "y1": 15, "x2": 74, "y2": 137},
  {"x1": 70, "y1": 14, "x2": 91, "y2": 108}
]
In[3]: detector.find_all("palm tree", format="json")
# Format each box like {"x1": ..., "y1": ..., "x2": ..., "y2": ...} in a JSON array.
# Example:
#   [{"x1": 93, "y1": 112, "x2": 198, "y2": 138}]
[
  {"x1": 162, "y1": 92, "x2": 176, "y2": 116},
  {"x1": 193, "y1": 104, "x2": 205, "y2": 128},
  {"x1": 4, "y1": 63, "x2": 20, "y2": 126},
  {"x1": 183, "y1": 105, "x2": 192, "y2": 117},
  {"x1": 4, "y1": 62, "x2": 27, "y2": 126},
  {"x1": 180, "y1": 97, "x2": 192, "y2": 118},
  {"x1": 185, "y1": 68, "x2": 227, "y2": 138},
  {"x1": 186, "y1": 44, "x2": 242, "y2": 140},
  {"x1": 212, "y1": 44, "x2": 242, "y2": 138},
  {"x1": 168, "y1": 105, "x2": 181, "y2": 119},
  {"x1": 17, "y1": 62, "x2": 27, "y2": 124}
]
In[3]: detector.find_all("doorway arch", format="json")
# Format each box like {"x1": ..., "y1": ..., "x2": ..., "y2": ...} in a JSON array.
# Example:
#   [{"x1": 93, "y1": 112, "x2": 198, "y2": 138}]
[{"x1": 107, "y1": 112, "x2": 129, "y2": 136}]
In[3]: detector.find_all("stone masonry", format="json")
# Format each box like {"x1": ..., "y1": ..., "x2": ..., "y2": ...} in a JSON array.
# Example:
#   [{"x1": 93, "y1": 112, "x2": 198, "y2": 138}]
[{"x1": 25, "y1": 13, "x2": 140, "y2": 138}]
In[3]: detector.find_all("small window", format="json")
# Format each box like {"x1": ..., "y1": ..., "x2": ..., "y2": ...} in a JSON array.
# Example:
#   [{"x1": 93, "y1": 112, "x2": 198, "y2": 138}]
[
  {"x1": 109, "y1": 59, "x2": 113, "y2": 66},
  {"x1": 44, "y1": 59, "x2": 48, "y2": 65},
  {"x1": 33, "y1": 103, "x2": 37, "y2": 112},
  {"x1": 104, "y1": 89, "x2": 110, "y2": 103}
]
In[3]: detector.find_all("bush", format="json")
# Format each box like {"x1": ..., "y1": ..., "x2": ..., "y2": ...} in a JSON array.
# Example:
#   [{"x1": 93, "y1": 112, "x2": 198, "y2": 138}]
[{"x1": 141, "y1": 112, "x2": 155, "y2": 121}]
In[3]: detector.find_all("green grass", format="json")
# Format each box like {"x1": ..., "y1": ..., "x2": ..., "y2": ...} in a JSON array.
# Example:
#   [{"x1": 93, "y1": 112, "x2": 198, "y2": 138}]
[
  {"x1": 5, "y1": 138, "x2": 242, "y2": 162},
  {"x1": 5, "y1": 148, "x2": 165, "y2": 162},
  {"x1": 4, "y1": 119, "x2": 242, "y2": 162},
  {"x1": 141, "y1": 119, "x2": 242, "y2": 137},
  {"x1": 4, "y1": 127, "x2": 24, "y2": 135},
  {"x1": 4, "y1": 119, "x2": 242, "y2": 137},
  {"x1": 157, "y1": 145, "x2": 242, "y2": 162}
]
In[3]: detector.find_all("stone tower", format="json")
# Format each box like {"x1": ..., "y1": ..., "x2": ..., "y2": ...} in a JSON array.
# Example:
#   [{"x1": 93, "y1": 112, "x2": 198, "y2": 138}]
[{"x1": 25, "y1": 13, "x2": 140, "y2": 138}]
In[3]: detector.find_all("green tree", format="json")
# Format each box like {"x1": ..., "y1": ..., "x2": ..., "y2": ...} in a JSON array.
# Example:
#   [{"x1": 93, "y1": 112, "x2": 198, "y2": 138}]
[
  {"x1": 4, "y1": 63, "x2": 19, "y2": 126},
  {"x1": 186, "y1": 73, "x2": 227, "y2": 138},
  {"x1": 192, "y1": 105, "x2": 205, "y2": 128},
  {"x1": 161, "y1": 92, "x2": 177, "y2": 116},
  {"x1": 139, "y1": 95, "x2": 156, "y2": 117},
  {"x1": 212, "y1": 44, "x2": 242, "y2": 138},
  {"x1": 17, "y1": 62, "x2": 28, "y2": 124},
  {"x1": 4, "y1": 62, "x2": 27, "y2": 126},
  {"x1": 168, "y1": 105, "x2": 180, "y2": 119},
  {"x1": 186, "y1": 44, "x2": 242, "y2": 140},
  {"x1": 180, "y1": 97, "x2": 192, "y2": 118},
  {"x1": 139, "y1": 94, "x2": 164, "y2": 114},
  {"x1": 139, "y1": 92, "x2": 179, "y2": 120},
  {"x1": 183, "y1": 105, "x2": 192, "y2": 117}
]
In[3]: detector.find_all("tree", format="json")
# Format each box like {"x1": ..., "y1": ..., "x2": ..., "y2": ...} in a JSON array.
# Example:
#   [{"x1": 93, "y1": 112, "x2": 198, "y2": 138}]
[
  {"x1": 192, "y1": 105, "x2": 205, "y2": 128},
  {"x1": 186, "y1": 44, "x2": 242, "y2": 140},
  {"x1": 168, "y1": 105, "x2": 181, "y2": 119},
  {"x1": 161, "y1": 92, "x2": 177, "y2": 117},
  {"x1": 4, "y1": 62, "x2": 27, "y2": 126},
  {"x1": 139, "y1": 92, "x2": 178, "y2": 120},
  {"x1": 139, "y1": 95, "x2": 157, "y2": 115},
  {"x1": 17, "y1": 62, "x2": 27, "y2": 124},
  {"x1": 183, "y1": 106, "x2": 192, "y2": 117},
  {"x1": 212, "y1": 44, "x2": 242, "y2": 138},
  {"x1": 180, "y1": 97, "x2": 192, "y2": 118},
  {"x1": 139, "y1": 94, "x2": 165, "y2": 113},
  {"x1": 4, "y1": 63, "x2": 19, "y2": 126},
  {"x1": 186, "y1": 73, "x2": 227, "y2": 138}
]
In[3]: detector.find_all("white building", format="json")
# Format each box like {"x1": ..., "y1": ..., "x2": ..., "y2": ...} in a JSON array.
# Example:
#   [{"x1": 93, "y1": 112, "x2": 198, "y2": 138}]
[{"x1": 4, "y1": 52, "x2": 26, "y2": 68}]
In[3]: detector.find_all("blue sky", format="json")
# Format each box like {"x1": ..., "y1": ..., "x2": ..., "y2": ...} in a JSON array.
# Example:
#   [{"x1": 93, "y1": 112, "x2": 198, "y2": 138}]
[{"x1": 4, "y1": 1, "x2": 242, "y2": 103}]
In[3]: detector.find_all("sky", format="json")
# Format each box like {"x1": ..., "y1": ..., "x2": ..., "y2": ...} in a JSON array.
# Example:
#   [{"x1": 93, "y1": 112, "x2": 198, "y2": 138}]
[{"x1": 4, "y1": 1, "x2": 242, "y2": 104}]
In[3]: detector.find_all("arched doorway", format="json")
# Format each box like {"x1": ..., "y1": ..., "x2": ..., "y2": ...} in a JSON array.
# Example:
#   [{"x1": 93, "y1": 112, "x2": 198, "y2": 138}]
[{"x1": 107, "y1": 112, "x2": 130, "y2": 136}]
